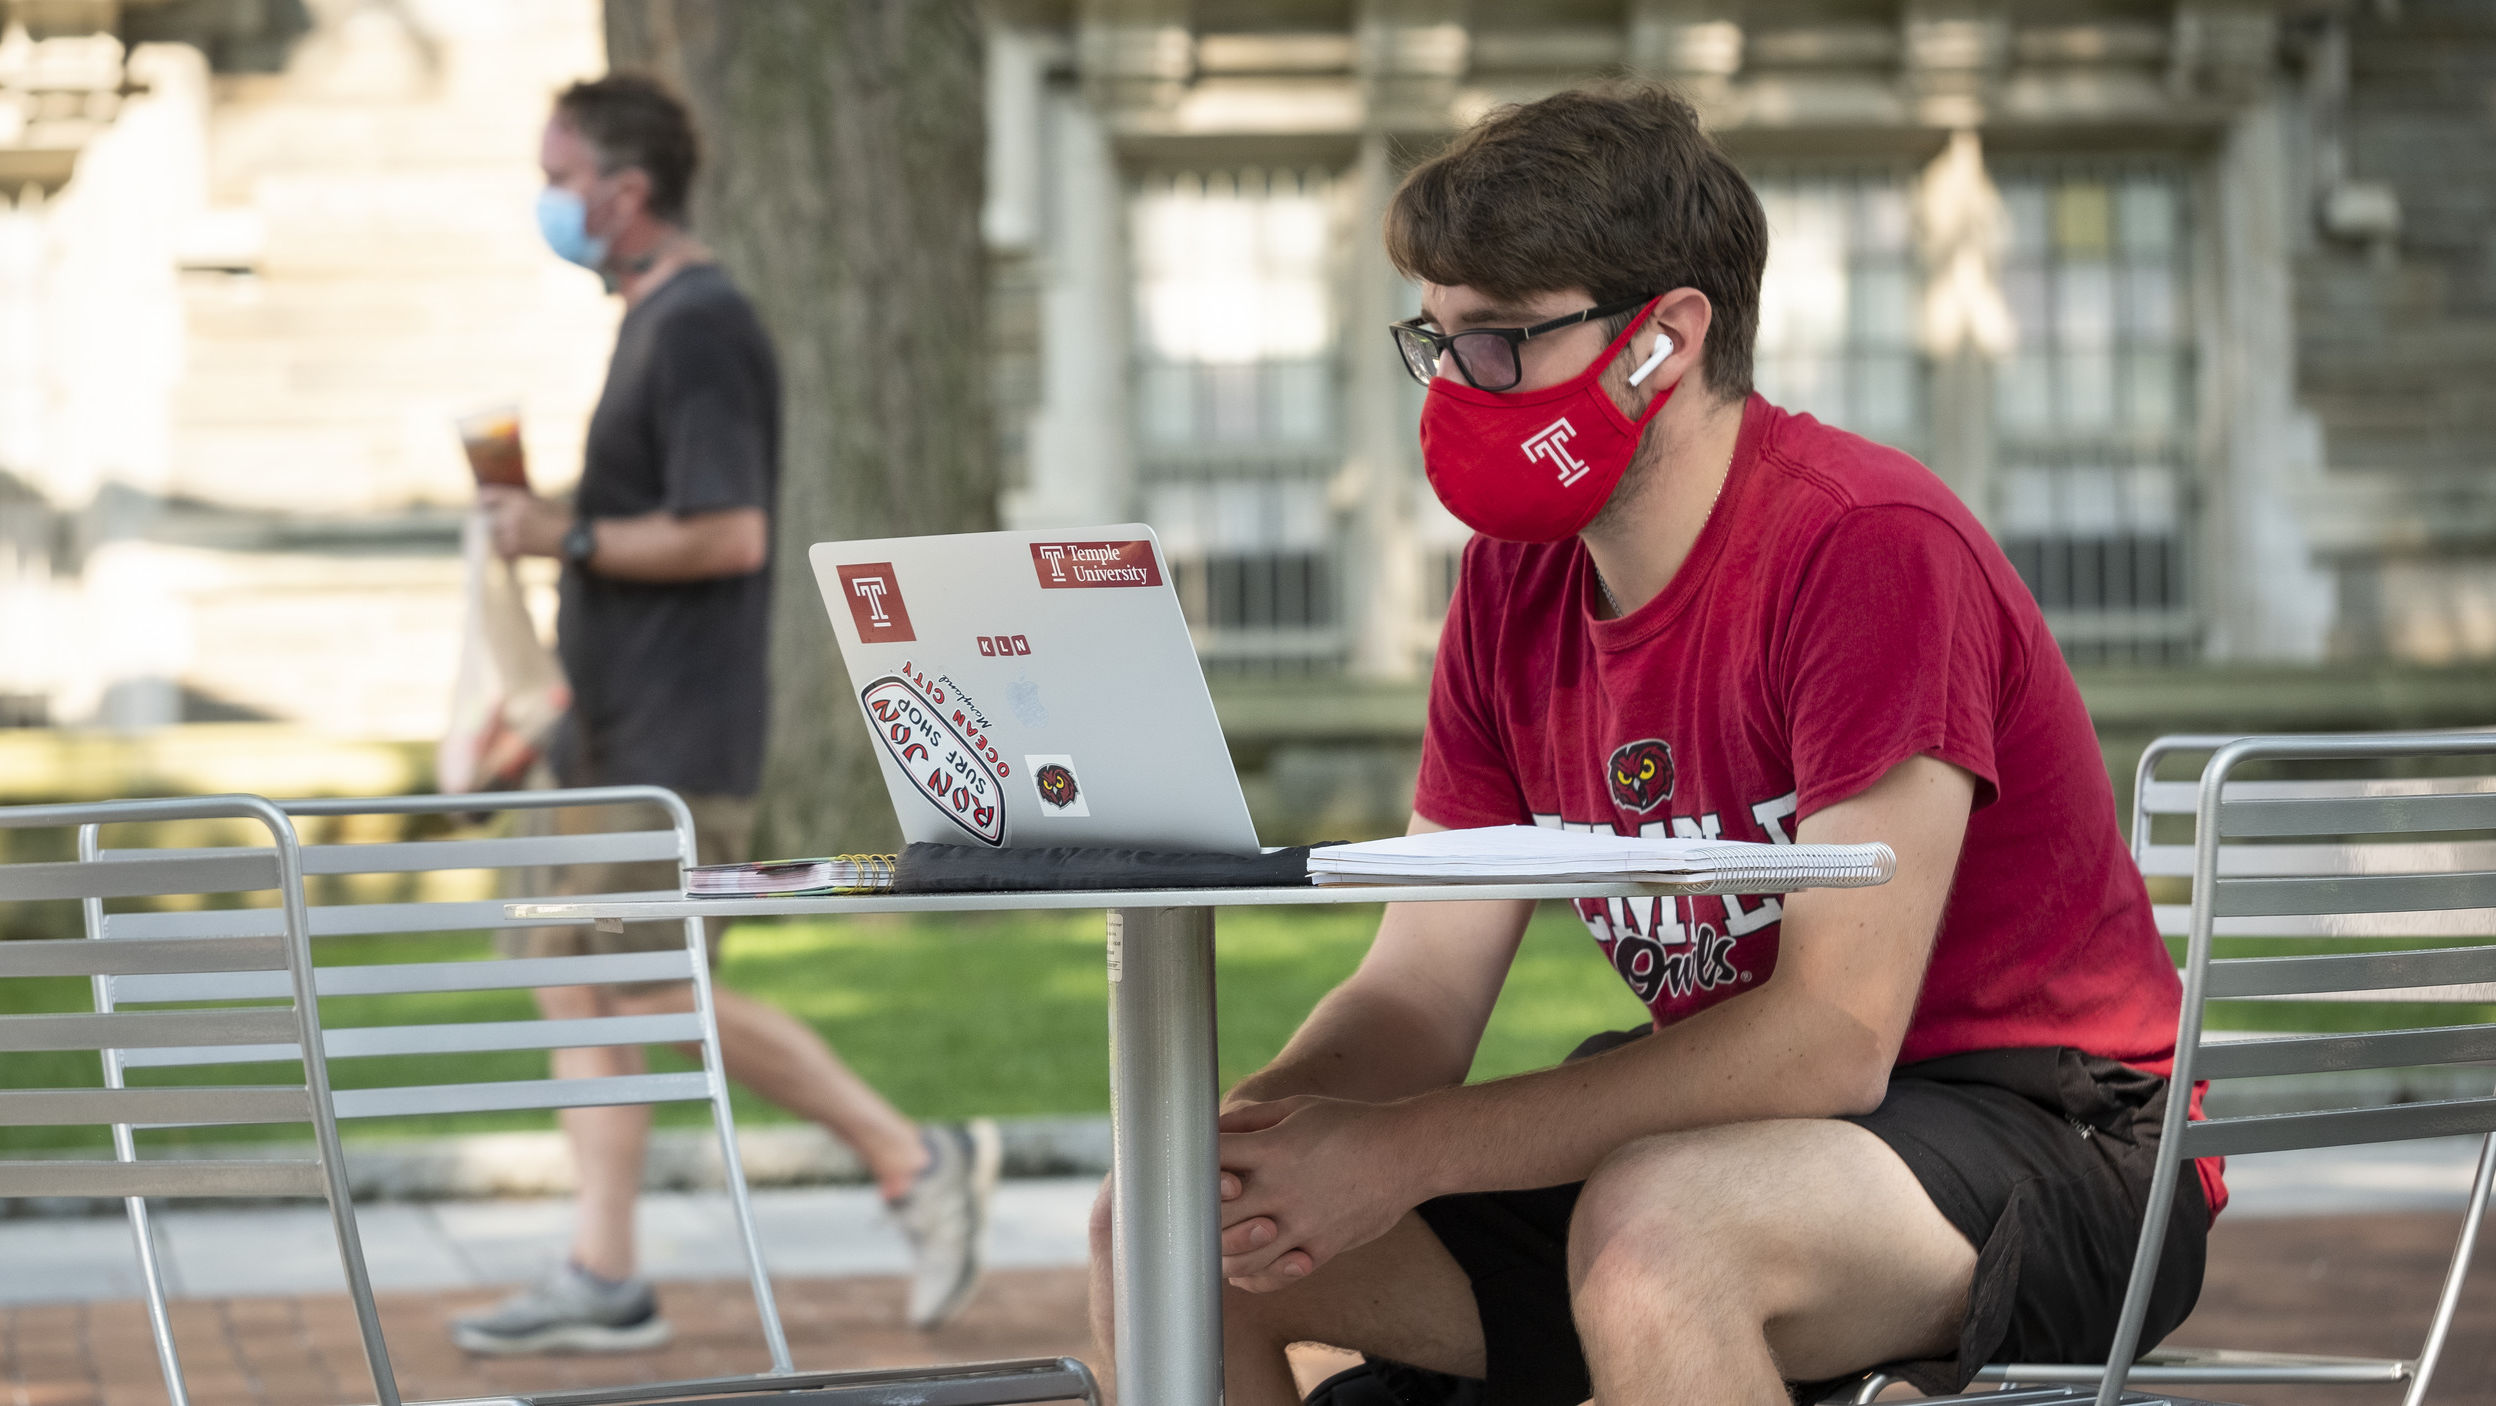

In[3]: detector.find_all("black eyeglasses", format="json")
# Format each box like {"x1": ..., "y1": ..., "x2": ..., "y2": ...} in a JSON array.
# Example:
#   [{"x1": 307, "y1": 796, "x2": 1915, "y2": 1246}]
[{"x1": 1390, "y1": 295, "x2": 1656, "y2": 392}]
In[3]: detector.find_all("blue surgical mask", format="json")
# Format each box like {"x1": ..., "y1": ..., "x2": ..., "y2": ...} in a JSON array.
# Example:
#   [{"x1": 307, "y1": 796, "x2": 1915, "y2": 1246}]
[{"x1": 535, "y1": 186, "x2": 609, "y2": 270}]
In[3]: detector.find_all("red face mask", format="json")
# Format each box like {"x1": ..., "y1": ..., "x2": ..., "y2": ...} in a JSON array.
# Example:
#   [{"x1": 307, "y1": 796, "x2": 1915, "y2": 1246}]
[{"x1": 1419, "y1": 303, "x2": 1676, "y2": 543}]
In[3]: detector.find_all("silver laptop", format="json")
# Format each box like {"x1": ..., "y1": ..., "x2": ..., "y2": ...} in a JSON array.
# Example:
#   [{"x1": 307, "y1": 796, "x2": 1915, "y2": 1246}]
[{"x1": 810, "y1": 526, "x2": 1262, "y2": 856}]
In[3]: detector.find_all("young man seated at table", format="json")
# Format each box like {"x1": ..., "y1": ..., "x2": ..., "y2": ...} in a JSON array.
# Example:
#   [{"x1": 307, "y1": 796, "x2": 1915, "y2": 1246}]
[{"x1": 1088, "y1": 83, "x2": 2226, "y2": 1406}]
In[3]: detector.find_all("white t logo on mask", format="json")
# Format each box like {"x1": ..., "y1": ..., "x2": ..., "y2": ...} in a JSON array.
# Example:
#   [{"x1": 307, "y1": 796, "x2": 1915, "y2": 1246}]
[{"x1": 1521, "y1": 418, "x2": 1591, "y2": 488}]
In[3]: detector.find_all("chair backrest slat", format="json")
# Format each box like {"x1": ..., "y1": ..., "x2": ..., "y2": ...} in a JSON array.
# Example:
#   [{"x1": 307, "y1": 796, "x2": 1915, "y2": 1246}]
[
  {"x1": 0, "y1": 1159, "x2": 329, "y2": 1199},
  {"x1": 113, "y1": 1012, "x2": 710, "y2": 1071},
  {"x1": 0, "y1": 933, "x2": 287, "y2": 979},
  {"x1": 2222, "y1": 791, "x2": 2496, "y2": 838},
  {"x1": 2179, "y1": 1093, "x2": 2496, "y2": 1159},
  {"x1": 102, "y1": 889, "x2": 683, "y2": 943},
  {"x1": 2150, "y1": 902, "x2": 2496, "y2": 940},
  {"x1": 322, "y1": 1012, "x2": 704, "y2": 1059},
  {"x1": 101, "y1": 890, "x2": 683, "y2": 941},
  {"x1": 2213, "y1": 869, "x2": 2496, "y2": 919},
  {"x1": 117, "y1": 1040, "x2": 301, "y2": 1068},
  {"x1": 0, "y1": 1007, "x2": 300, "y2": 1053},
  {"x1": 101, "y1": 830, "x2": 687, "y2": 877},
  {"x1": 108, "y1": 948, "x2": 698, "y2": 1005},
  {"x1": 2139, "y1": 774, "x2": 2496, "y2": 817},
  {"x1": 329, "y1": 1070, "x2": 713, "y2": 1121},
  {"x1": 0, "y1": 1086, "x2": 312, "y2": 1127},
  {"x1": 2204, "y1": 944, "x2": 2496, "y2": 999},
  {"x1": 2193, "y1": 1024, "x2": 2496, "y2": 1080},
  {"x1": 1, "y1": 852, "x2": 281, "y2": 903},
  {"x1": 2139, "y1": 839, "x2": 2496, "y2": 879},
  {"x1": 2264, "y1": 982, "x2": 2496, "y2": 1003}
]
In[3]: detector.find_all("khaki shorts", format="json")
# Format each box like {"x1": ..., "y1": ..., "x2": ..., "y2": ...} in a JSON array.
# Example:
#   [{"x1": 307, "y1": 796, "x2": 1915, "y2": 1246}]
[{"x1": 498, "y1": 793, "x2": 758, "y2": 980}]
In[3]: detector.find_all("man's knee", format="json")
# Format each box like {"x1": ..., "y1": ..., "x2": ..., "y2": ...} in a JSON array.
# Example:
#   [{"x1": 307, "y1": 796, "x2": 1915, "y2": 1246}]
[
  {"x1": 1085, "y1": 1179, "x2": 1115, "y2": 1351},
  {"x1": 1568, "y1": 1130, "x2": 1771, "y2": 1317}
]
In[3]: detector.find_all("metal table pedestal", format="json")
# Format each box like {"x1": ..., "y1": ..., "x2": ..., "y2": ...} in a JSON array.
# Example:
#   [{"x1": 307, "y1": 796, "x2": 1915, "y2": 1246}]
[{"x1": 1108, "y1": 907, "x2": 1223, "y2": 1406}]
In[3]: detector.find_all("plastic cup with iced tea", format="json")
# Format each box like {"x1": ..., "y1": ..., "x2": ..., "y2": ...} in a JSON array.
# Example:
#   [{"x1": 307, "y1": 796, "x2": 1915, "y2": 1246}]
[{"x1": 456, "y1": 404, "x2": 529, "y2": 490}]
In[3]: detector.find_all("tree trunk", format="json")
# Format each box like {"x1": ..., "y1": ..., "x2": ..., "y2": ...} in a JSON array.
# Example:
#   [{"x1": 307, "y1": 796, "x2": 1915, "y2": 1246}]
[{"x1": 605, "y1": 1, "x2": 993, "y2": 855}]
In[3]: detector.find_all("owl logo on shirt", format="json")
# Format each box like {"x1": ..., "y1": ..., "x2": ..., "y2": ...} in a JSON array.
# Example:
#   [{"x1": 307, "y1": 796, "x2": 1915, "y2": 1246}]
[{"x1": 1606, "y1": 738, "x2": 1675, "y2": 815}]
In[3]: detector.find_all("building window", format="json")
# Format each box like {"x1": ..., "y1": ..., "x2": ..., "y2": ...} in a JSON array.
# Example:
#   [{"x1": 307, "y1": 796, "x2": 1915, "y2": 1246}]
[
  {"x1": 1993, "y1": 163, "x2": 2198, "y2": 663},
  {"x1": 1130, "y1": 167, "x2": 1344, "y2": 672},
  {"x1": 1751, "y1": 168, "x2": 1929, "y2": 457}
]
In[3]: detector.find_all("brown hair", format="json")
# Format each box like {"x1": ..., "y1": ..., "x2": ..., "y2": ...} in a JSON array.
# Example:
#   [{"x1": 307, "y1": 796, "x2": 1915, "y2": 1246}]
[
  {"x1": 554, "y1": 73, "x2": 699, "y2": 225},
  {"x1": 1385, "y1": 82, "x2": 1767, "y2": 401}
]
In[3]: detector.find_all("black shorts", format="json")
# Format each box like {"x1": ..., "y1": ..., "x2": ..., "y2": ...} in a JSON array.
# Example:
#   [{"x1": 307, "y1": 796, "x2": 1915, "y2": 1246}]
[{"x1": 1403, "y1": 1036, "x2": 2209, "y2": 1406}]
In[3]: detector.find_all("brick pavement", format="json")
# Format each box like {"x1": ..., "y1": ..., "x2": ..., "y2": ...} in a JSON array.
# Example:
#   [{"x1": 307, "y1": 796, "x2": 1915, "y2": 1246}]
[{"x1": 4, "y1": 1213, "x2": 2490, "y2": 1406}]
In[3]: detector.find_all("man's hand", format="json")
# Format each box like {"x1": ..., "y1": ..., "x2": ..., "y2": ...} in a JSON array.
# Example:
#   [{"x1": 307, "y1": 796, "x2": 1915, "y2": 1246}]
[
  {"x1": 1217, "y1": 1095, "x2": 1419, "y2": 1292},
  {"x1": 479, "y1": 484, "x2": 571, "y2": 560}
]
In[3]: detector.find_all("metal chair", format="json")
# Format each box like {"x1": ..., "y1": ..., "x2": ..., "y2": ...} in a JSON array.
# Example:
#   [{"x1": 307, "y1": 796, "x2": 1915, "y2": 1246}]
[
  {"x1": 1880, "y1": 731, "x2": 2496, "y2": 1404},
  {"x1": 83, "y1": 786, "x2": 1098, "y2": 1406},
  {"x1": 0, "y1": 795, "x2": 398, "y2": 1406}
]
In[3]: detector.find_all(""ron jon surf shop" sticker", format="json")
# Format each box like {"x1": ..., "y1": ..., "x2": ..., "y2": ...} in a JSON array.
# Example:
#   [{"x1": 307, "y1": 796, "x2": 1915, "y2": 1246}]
[{"x1": 860, "y1": 665, "x2": 1009, "y2": 846}]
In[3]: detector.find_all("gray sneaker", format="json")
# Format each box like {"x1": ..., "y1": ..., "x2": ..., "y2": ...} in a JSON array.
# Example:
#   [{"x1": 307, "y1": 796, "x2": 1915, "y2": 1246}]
[
  {"x1": 450, "y1": 1261, "x2": 671, "y2": 1355},
  {"x1": 891, "y1": 1118, "x2": 1002, "y2": 1329}
]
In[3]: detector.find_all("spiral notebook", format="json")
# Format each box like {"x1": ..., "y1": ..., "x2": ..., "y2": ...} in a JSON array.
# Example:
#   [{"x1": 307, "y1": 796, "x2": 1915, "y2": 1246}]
[
  {"x1": 1304, "y1": 826, "x2": 1897, "y2": 890},
  {"x1": 686, "y1": 854, "x2": 896, "y2": 897}
]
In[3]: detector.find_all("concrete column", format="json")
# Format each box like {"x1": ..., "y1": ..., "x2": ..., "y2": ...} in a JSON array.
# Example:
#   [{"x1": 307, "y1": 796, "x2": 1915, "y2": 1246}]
[
  {"x1": 1913, "y1": 130, "x2": 2010, "y2": 526},
  {"x1": 2202, "y1": 96, "x2": 2331, "y2": 661},
  {"x1": 1342, "y1": 131, "x2": 1424, "y2": 680},
  {"x1": 1005, "y1": 85, "x2": 1137, "y2": 531}
]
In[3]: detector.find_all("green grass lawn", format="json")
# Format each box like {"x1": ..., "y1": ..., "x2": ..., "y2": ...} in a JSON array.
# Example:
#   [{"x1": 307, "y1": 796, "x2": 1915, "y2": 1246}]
[{"x1": 6, "y1": 909, "x2": 2482, "y2": 1155}]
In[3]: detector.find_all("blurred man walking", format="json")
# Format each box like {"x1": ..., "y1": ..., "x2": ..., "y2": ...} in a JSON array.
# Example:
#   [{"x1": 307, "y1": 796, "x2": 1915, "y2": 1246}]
[{"x1": 457, "y1": 73, "x2": 996, "y2": 1355}]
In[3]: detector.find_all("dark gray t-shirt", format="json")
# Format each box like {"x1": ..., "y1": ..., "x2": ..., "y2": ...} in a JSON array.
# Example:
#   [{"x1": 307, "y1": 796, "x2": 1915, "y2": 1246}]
[{"x1": 554, "y1": 263, "x2": 780, "y2": 797}]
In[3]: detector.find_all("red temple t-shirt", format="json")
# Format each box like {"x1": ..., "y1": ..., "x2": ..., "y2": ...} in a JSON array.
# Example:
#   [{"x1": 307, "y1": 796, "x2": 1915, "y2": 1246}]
[{"x1": 1414, "y1": 395, "x2": 2224, "y2": 1217}]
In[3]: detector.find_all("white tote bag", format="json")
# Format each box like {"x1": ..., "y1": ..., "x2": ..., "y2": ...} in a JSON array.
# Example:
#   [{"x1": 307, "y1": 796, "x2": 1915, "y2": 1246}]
[{"x1": 438, "y1": 509, "x2": 570, "y2": 793}]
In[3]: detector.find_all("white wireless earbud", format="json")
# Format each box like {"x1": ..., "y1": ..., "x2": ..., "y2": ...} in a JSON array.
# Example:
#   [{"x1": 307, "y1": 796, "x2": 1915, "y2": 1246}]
[{"x1": 1627, "y1": 332, "x2": 1675, "y2": 388}]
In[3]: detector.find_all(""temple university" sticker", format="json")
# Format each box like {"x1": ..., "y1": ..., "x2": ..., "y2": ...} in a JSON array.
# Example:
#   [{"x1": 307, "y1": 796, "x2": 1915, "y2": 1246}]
[
  {"x1": 859, "y1": 665, "x2": 1007, "y2": 846},
  {"x1": 1029, "y1": 540, "x2": 1163, "y2": 589}
]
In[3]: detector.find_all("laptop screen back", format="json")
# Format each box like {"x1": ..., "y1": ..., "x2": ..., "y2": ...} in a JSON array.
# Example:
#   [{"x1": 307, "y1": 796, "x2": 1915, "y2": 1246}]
[{"x1": 810, "y1": 526, "x2": 1262, "y2": 856}]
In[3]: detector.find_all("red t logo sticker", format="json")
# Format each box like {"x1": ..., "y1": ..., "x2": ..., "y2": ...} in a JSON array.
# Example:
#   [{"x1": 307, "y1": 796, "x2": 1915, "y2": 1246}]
[{"x1": 836, "y1": 562, "x2": 916, "y2": 642}]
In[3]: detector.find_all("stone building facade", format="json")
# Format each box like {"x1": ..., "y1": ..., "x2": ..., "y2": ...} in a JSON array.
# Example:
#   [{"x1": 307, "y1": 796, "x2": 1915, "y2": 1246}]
[{"x1": 0, "y1": 0, "x2": 2490, "y2": 742}]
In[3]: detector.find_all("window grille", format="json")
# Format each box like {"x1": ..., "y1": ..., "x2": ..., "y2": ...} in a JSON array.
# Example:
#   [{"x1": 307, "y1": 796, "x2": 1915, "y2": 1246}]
[
  {"x1": 1993, "y1": 162, "x2": 2200, "y2": 663},
  {"x1": 1751, "y1": 169, "x2": 1929, "y2": 457},
  {"x1": 1129, "y1": 168, "x2": 1346, "y2": 674}
]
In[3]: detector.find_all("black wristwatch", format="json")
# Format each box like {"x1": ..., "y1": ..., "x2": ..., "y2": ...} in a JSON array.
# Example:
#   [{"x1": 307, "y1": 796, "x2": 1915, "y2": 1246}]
[{"x1": 561, "y1": 516, "x2": 597, "y2": 568}]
